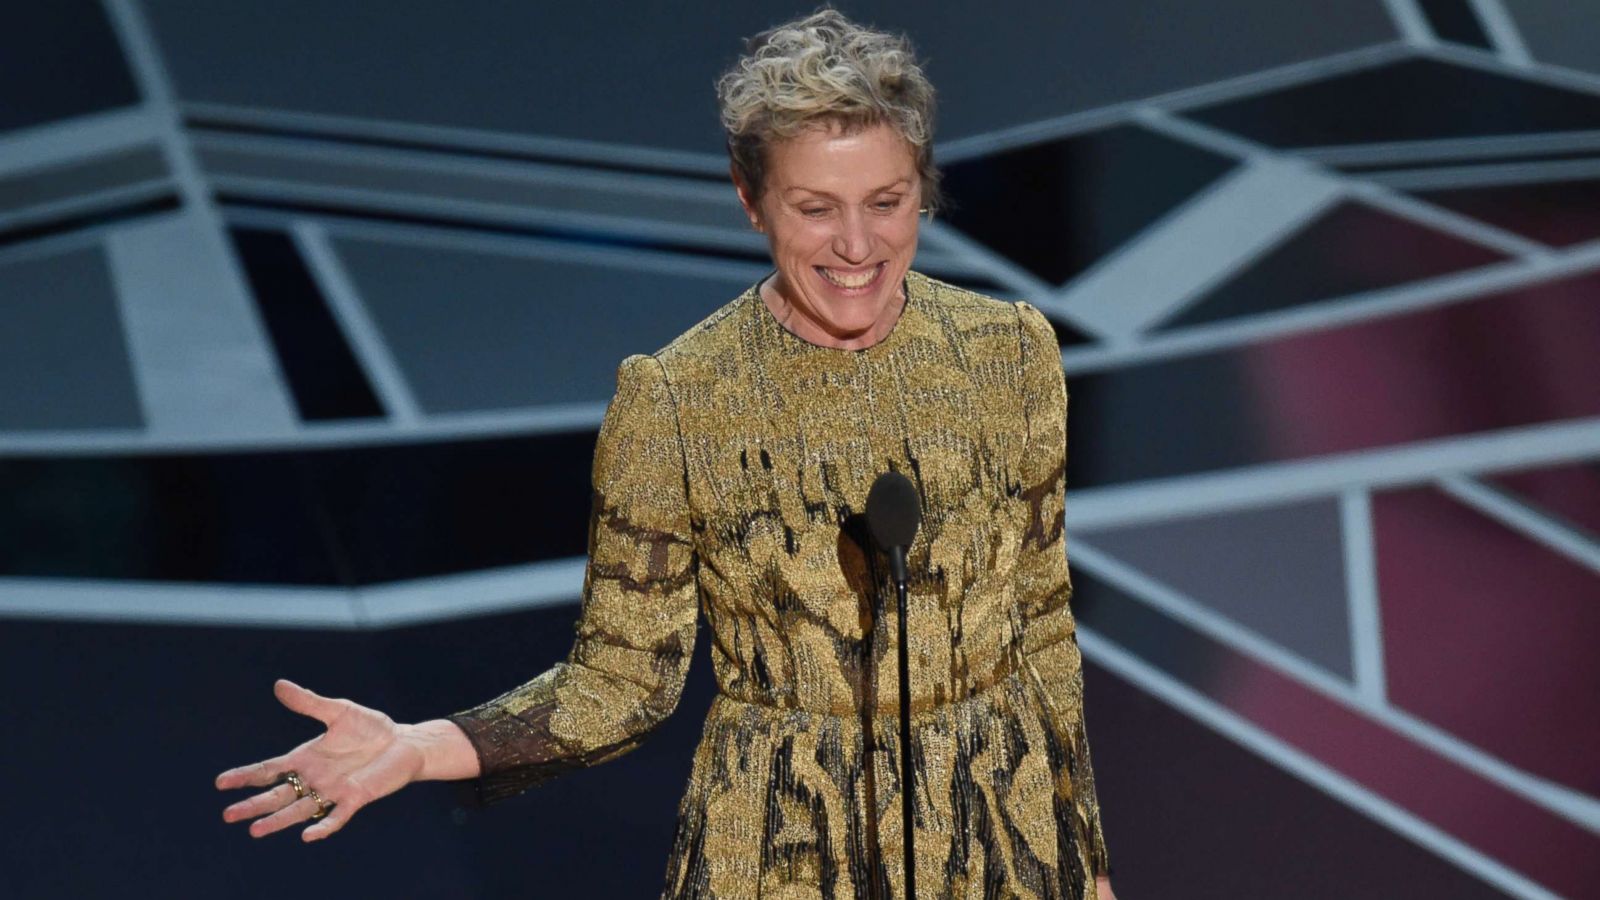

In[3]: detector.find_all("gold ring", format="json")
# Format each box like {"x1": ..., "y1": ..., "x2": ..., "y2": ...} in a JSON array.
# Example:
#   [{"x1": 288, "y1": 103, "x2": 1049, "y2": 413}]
[
  {"x1": 307, "y1": 788, "x2": 334, "y2": 820},
  {"x1": 281, "y1": 771, "x2": 307, "y2": 799}
]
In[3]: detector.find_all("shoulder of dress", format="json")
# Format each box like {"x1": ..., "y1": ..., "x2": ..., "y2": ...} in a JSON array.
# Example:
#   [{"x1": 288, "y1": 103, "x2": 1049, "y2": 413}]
[
  {"x1": 907, "y1": 269, "x2": 1017, "y2": 320},
  {"x1": 649, "y1": 289, "x2": 752, "y2": 374}
]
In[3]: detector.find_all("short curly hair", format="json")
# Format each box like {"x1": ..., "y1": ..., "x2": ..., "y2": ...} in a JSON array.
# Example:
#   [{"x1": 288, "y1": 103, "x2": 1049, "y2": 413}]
[{"x1": 716, "y1": 8, "x2": 943, "y2": 214}]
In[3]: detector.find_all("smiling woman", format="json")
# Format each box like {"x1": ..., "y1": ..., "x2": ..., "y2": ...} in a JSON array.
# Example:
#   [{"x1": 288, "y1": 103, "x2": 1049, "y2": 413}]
[
  {"x1": 736, "y1": 123, "x2": 923, "y2": 349},
  {"x1": 717, "y1": 12, "x2": 940, "y2": 352},
  {"x1": 216, "y1": 9, "x2": 1115, "y2": 900}
]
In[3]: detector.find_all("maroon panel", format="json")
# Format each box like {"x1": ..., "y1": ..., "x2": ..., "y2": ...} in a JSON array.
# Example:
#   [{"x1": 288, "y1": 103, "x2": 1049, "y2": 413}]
[
  {"x1": 1487, "y1": 459, "x2": 1600, "y2": 539},
  {"x1": 1373, "y1": 485, "x2": 1600, "y2": 795},
  {"x1": 1085, "y1": 662, "x2": 1509, "y2": 899},
  {"x1": 1071, "y1": 267, "x2": 1600, "y2": 487},
  {"x1": 1242, "y1": 268, "x2": 1600, "y2": 460},
  {"x1": 1157, "y1": 201, "x2": 1508, "y2": 331},
  {"x1": 1077, "y1": 575, "x2": 1600, "y2": 897}
]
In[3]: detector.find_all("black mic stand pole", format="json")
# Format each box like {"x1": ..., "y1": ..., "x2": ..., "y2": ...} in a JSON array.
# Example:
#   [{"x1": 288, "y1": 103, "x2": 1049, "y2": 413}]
[{"x1": 889, "y1": 546, "x2": 916, "y2": 900}]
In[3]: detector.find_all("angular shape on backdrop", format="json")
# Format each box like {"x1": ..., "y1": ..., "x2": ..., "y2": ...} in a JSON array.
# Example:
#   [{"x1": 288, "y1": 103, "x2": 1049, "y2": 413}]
[
  {"x1": 228, "y1": 227, "x2": 387, "y2": 422},
  {"x1": 0, "y1": 146, "x2": 167, "y2": 217},
  {"x1": 1485, "y1": 458, "x2": 1600, "y2": 541},
  {"x1": 1078, "y1": 497, "x2": 1354, "y2": 679},
  {"x1": 0, "y1": 432, "x2": 596, "y2": 584},
  {"x1": 1504, "y1": 0, "x2": 1600, "y2": 77},
  {"x1": 0, "y1": 1, "x2": 140, "y2": 134},
  {"x1": 1072, "y1": 568, "x2": 1600, "y2": 897},
  {"x1": 1416, "y1": 0, "x2": 1494, "y2": 50},
  {"x1": 331, "y1": 236, "x2": 759, "y2": 412},
  {"x1": 1085, "y1": 658, "x2": 1513, "y2": 900},
  {"x1": 1189, "y1": 58, "x2": 1600, "y2": 148},
  {"x1": 939, "y1": 125, "x2": 1237, "y2": 286},
  {"x1": 1068, "y1": 267, "x2": 1600, "y2": 486},
  {"x1": 1373, "y1": 484, "x2": 1600, "y2": 796},
  {"x1": 1154, "y1": 200, "x2": 1508, "y2": 331},
  {"x1": 1416, "y1": 176, "x2": 1600, "y2": 248},
  {"x1": 0, "y1": 245, "x2": 142, "y2": 431}
]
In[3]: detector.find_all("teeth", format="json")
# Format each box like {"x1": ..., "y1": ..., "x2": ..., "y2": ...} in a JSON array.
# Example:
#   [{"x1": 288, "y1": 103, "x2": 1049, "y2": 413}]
[{"x1": 819, "y1": 264, "x2": 881, "y2": 289}]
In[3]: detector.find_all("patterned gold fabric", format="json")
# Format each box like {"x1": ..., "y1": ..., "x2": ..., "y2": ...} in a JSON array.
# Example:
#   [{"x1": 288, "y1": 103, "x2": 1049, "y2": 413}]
[{"x1": 448, "y1": 270, "x2": 1109, "y2": 899}]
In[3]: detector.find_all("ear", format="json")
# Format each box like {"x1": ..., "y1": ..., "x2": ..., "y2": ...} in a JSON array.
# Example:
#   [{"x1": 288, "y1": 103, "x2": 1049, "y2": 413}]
[{"x1": 730, "y1": 165, "x2": 763, "y2": 231}]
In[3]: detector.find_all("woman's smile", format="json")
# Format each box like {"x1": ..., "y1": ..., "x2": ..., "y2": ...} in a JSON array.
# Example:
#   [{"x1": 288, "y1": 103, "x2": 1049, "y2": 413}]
[{"x1": 816, "y1": 261, "x2": 886, "y2": 291}]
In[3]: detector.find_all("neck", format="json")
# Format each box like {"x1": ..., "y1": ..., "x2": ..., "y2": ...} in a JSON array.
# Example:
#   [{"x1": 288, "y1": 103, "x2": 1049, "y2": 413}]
[{"x1": 761, "y1": 274, "x2": 907, "y2": 350}]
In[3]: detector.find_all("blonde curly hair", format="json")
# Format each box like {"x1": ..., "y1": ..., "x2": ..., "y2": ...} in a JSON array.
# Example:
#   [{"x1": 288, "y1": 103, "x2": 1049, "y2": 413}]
[{"x1": 716, "y1": 8, "x2": 943, "y2": 213}]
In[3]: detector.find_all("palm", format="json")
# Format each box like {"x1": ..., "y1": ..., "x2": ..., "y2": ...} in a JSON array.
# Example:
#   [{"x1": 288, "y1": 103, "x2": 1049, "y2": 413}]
[{"x1": 216, "y1": 679, "x2": 421, "y2": 841}]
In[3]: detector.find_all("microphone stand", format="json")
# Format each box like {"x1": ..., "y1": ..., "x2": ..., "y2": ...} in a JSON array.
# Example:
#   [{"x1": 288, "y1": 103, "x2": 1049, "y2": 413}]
[
  {"x1": 866, "y1": 471, "x2": 922, "y2": 900},
  {"x1": 888, "y1": 546, "x2": 916, "y2": 900}
]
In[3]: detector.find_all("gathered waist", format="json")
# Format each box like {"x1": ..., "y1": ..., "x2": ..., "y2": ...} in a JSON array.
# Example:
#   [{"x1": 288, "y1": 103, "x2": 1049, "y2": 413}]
[{"x1": 711, "y1": 650, "x2": 1037, "y2": 725}]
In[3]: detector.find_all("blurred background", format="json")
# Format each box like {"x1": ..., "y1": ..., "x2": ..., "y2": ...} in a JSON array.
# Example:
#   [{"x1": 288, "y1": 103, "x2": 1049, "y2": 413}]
[{"x1": 3, "y1": 1, "x2": 1598, "y2": 897}]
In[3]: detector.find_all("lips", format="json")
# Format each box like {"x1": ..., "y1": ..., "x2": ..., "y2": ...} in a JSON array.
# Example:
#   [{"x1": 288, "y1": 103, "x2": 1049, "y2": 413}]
[{"x1": 816, "y1": 261, "x2": 885, "y2": 290}]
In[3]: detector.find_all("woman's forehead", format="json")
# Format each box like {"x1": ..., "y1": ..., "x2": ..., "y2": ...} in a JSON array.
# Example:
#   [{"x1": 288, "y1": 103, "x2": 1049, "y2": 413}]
[{"x1": 766, "y1": 124, "x2": 918, "y2": 195}]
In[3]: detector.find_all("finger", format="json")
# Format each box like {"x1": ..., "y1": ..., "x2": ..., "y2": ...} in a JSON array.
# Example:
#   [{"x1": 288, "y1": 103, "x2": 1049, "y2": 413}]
[
  {"x1": 248, "y1": 795, "x2": 320, "y2": 839},
  {"x1": 215, "y1": 756, "x2": 290, "y2": 791},
  {"x1": 274, "y1": 679, "x2": 344, "y2": 726},
  {"x1": 222, "y1": 783, "x2": 297, "y2": 824},
  {"x1": 302, "y1": 794, "x2": 364, "y2": 842}
]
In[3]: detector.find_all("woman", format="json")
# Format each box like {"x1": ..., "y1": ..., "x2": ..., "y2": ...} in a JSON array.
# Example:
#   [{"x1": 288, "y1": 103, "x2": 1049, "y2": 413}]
[{"x1": 216, "y1": 10, "x2": 1115, "y2": 899}]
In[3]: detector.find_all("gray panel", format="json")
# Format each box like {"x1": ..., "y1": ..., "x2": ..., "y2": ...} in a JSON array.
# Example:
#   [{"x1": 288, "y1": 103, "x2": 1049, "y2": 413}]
[
  {"x1": 331, "y1": 237, "x2": 756, "y2": 411},
  {"x1": 0, "y1": 146, "x2": 166, "y2": 214},
  {"x1": 146, "y1": 0, "x2": 1396, "y2": 152},
  {"x1": 1504, "y1": 0, "x2": 1600, "y2": 74},
  {"x1": 0, "y1": 245, "x2": 143, "y2": 430},
  {"x1": 107, "y1": 215, "x2": 299, "y2": 435},
  {"x1": 196, "y1": 144, "x2": 746, "y2": 229},
  {"x1": 1079, "y1": 497, "x2": 1354, "y2": 678}
]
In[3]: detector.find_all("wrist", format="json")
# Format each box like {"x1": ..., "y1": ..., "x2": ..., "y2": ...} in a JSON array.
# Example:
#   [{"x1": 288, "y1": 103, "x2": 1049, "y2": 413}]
[{"x1": 398, "y1": 719, "x2": 481, "y2": 782}]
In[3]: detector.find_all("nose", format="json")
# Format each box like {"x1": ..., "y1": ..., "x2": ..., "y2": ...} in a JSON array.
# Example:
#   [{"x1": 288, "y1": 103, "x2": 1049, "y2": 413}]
[{"x1": 831, "y1": 208, "x2": 872, "y2": 265}]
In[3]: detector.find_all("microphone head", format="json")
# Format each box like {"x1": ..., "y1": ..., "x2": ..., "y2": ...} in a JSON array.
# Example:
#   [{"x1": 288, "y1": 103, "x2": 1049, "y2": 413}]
[{"x1": 866, "y1": 471, "x2": 921, "y2": 550}]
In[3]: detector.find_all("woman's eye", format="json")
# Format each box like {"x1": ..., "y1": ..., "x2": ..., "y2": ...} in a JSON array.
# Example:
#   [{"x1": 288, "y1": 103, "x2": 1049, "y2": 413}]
[
  {"x1": 873, "y1": 199, "x2": 901, "y2": 212},
  {"x1": 801, "y1": 207, "x2": 830, "y2": 218}
]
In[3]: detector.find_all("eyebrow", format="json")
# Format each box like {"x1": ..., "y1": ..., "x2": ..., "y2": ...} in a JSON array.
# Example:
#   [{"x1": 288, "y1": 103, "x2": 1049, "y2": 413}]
[{"x1": 783, "y1": 179, "x2": 912, "y2": 200}]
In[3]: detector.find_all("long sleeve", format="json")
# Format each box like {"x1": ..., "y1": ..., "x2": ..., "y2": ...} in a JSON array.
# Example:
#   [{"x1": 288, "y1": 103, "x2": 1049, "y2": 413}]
[
  {"x1": 446, "y1": 353, "x2": 699, "y2": 805},
  {"x1": 1011, "y1": 301, "x2": 1111, "y2": 876}
]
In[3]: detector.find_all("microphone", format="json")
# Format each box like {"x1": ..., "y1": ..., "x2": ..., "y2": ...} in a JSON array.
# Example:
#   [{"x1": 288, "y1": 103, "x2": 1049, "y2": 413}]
[
  {"x1": 866, "y1": 471, "x2": 921, "y2": 587},
  {"x1": 865, "y1": 470, "x2": 922, "y2": 900}
]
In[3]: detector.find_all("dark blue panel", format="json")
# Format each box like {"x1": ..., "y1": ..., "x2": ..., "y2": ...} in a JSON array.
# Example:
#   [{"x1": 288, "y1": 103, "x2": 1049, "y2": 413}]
[
  {"x1": 1415, "y1": 177, "x2": 1600, "y2": 248},
  {"x1": 0, "y1": 452, "x2": 339, "y2": 584},
  {"x1": 143, "y1": 0, "x2": 1394, "y2": 151},
  {"x1": 941, "y1": 125, "x2": 1237, "y2": 288},
  {"x1": 0, "y1": 432, "x2": 597, "y2": 584},
  {"x1": 1189, "y1": 59, "x2": 1600, "y2": 147},
  {"x1": 0, "y1": 1, "x2": 141, "y2": 133},
  {"x1": 0, "y1": 609, "x2": 717, "y2": 897},
  {"x1": 1419, "y1": 0, "x2": 1493, "y2": 50},
  {"x1": 0, "y1": 246, "x2": 143, "y2": 430},
  {"x1": 228, "y1": 227, "x2": 385, "y2": 422}
]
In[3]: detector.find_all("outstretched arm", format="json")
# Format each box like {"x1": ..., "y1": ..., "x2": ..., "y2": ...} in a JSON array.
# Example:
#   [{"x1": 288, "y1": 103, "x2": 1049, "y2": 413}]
[
  {"x1": 215, "y1": 353, "x2": 698, "y2": 837},
  {"x1": 446, "y1": 353, "x2": 700, "y2": 804}
]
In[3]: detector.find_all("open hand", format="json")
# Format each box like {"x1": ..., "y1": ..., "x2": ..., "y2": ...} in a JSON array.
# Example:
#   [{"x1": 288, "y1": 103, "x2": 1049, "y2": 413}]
[{"x1": 215, "y1": 679, "x2": 424, "y2": 842}]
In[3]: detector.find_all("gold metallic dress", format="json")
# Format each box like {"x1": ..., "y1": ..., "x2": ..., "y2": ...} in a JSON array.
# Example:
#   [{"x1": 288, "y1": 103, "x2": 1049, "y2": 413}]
[{"x1": 448, "y1": 270, "x2": 1110, "y2": 899}]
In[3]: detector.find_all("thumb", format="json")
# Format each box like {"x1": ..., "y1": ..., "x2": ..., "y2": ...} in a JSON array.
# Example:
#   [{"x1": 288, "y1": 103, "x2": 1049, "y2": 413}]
[{"x1": 274, "y1": 678, "x2": 342, "y2": 725}]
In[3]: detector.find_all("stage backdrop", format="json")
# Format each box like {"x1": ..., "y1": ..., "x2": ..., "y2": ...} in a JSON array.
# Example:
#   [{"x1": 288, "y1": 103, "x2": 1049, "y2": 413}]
[{"x1": 2, "y1": 1, "x2": 1598, "y2": 897}]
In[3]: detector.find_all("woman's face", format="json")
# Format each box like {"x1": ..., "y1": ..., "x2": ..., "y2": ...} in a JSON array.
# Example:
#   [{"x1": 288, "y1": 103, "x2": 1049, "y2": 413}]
[{"x1": 735, "y1": 122, "x2": 922, "y2": 349}]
